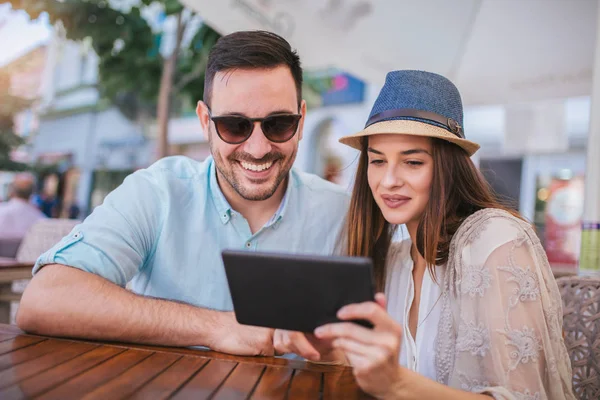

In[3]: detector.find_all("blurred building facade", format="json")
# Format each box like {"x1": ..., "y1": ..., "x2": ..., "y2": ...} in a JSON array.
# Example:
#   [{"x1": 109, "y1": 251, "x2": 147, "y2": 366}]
[
  {"x1": 0, "y1": 45, "x2": 47, "y2": 200},
  {"x1": 31, "y1": 26, "x2": 152, "y2": 218}
]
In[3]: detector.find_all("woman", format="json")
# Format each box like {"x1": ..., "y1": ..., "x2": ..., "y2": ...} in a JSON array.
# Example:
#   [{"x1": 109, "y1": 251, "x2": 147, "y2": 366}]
[{"x1": 274, "y1": 70, "x2": 574, "y2": 399}]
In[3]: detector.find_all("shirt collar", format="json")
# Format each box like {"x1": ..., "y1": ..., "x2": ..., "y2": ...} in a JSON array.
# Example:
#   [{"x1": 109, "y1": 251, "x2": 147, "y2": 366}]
[
  {"x1": 265, "y1": 186, "x2": 289, "y2": 228},
  {"x1": 208, "y1": 156, "x2": 293, "y2": 227},
  {"x1": 208, "y1": 157, "x2": 233, "y2": 224}
]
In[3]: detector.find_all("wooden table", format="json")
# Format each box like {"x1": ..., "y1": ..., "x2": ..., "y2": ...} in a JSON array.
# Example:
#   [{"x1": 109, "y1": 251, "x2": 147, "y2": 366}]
[
  {"x1": 0, "y1": 259, "x2": 34, "y2": 324},
  {"x1": 0, "y1": 324, "x2": 372, "y2": 399}
]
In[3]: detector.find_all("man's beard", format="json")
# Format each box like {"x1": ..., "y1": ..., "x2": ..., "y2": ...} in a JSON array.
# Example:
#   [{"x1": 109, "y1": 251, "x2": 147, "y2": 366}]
[{"x1": 210, "y1": 138, "x2": 296, "y2": 201}]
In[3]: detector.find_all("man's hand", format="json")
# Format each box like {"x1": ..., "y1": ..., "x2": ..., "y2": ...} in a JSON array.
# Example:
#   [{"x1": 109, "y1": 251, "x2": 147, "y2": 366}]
[
  {"x1": 209, "y1": 312, "x2": 275, "y2": 356},
  {"x1": 273, "y1": 329, "x2": 347, "y2": 363}
]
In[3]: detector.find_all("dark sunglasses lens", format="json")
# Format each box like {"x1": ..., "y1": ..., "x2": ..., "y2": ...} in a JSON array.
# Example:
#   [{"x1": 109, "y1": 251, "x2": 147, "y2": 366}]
[
  {"x1": 215, "y1": 117, "x2": 252, "y2": 143},
  {"x1": 262, "y1": 115, "x2": 300, "y2": 142}
]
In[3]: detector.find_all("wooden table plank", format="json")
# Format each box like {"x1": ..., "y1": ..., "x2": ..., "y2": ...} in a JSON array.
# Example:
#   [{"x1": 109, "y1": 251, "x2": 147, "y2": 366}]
[
  {"x1": 0, "y1": 265, "x2": 34, "y2": 283},
  {"x1": 37, "y1": 349, "x2": 152, "y2": 400},
  {"x1": 287, "y1": 369, "x2": 322, "y2": 399},
  {"x1": 0, "y1": 333, "x2": 18, "y2": 342},
  {"x1": 170, "y1": 358, "x2": 237, "y2": 400},
  {"x1": 212, "y1": 362, "x2": 265, "y2": 400},
  {"x1": 0, "y1": 335, "x2": 45, "y2": 356},
  {"x1": 0, "y1": 339, "x2": 76, "y2": 371},
  {"x1": 0, "y1": 345, "x2": 125, "y2": 399},
  {"x1": 0, "y1": 324, "x2": 23, "y2": 335},
  {"x1": 251, "y1": 365, "x2": 294, "y2": 400},
  {"x1": 323, "y1": 370, "x2": 372, "y2": 400},
  {"x1": 0, "y1": 340, "x2": 97, "y2": 389},
  {"x1": 115, "y1": 342, "x2": 344, "y2": 373},
  {"x1": 81, "y1": 351, "x2": 181, "y2": 400},
  {"x1": 0, "y1": 325, "x2": 367, "y2": 399},
  {"x1": 128, "y1": 355, "x2": 209, "y2": 400}
]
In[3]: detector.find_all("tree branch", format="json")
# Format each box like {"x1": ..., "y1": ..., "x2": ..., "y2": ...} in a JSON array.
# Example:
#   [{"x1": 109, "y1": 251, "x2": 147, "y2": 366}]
[
  {"x1": 173, "y1": 57, "x2": 207, "y2": 93},
  {"x1": 175, "y1": 11, "x2": 185, "y2": 55}
]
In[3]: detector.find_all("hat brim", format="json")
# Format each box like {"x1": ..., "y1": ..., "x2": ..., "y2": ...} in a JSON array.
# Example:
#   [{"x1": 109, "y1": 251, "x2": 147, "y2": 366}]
[{"x1": 339, "y1": 120, "x2": 480, "y2": 156}]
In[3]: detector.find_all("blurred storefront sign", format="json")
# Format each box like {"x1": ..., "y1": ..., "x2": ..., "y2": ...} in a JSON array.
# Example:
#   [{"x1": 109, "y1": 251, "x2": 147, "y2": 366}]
[
  {"x1": 35, "y1": 152, "x2": 73, "y2": 172},
  {"x1": 544, "y1": 176, "x2": 584, "y2": 274},
  {"x1": 581, "y1": 222, "x2": 600, "y2": 274},
  {"x1": 303, "y1": 69, "x2": 365, "y2": 109}
]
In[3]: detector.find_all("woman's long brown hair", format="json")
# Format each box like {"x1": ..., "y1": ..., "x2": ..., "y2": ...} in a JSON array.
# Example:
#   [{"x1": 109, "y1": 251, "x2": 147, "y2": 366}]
[{"x1": 343, "y1": 137, "x2": 522, "y2": 292}]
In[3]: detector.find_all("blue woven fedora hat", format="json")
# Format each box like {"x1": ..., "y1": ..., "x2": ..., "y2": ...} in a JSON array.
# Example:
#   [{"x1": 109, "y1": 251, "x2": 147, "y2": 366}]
[{"x1": 339, "y1": 70, "x2": 480, "y2": 156}]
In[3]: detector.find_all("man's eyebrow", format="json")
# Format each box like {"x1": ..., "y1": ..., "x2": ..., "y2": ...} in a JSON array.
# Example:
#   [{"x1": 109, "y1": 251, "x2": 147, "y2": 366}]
[
  {"x1": 215, "y1": 109, "x2": 296, "y2": 117},
  {"x1": 266, "y1": 109, "x2": 297, "y2": 115}
]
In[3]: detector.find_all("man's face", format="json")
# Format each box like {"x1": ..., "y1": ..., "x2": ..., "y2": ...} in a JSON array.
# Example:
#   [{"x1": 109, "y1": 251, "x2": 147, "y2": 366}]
[{"x1": 197, "y1": 66, "x2": 305, "y2": 201}]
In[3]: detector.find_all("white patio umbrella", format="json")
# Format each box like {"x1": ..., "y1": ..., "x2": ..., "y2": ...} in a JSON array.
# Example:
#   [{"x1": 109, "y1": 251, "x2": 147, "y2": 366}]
[{"x1": 179, "y1": 0, "x2": 597, "y2": 106}]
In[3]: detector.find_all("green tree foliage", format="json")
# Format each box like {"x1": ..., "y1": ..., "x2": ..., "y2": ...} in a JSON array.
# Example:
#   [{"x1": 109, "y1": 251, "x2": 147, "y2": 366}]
[{"x1": 8, "y1": 0, "x2": 221, "y2": 156}]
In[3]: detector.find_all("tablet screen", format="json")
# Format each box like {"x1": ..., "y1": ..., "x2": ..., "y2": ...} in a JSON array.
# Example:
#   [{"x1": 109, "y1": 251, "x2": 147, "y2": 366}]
[{"x1": 222, "y1": 249, "x2": 375, "y2": 333}]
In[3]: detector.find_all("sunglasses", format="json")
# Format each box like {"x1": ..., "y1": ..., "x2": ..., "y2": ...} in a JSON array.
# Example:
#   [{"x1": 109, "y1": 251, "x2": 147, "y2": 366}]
[{"x1": 207, "y1": 107, "x2": 302, "y2": 145}]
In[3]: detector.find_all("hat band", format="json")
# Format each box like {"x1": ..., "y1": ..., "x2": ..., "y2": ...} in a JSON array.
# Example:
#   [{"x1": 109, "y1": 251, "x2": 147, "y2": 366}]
[{"x1": 365, "y1": 108, "x2": 464, "y2": 138}]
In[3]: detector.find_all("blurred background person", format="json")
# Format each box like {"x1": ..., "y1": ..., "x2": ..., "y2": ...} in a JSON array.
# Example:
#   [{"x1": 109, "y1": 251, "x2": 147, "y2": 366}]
[
  {"x1": 0, "y1": 173, "x2": 46, "y2": 257},
  {"x1": 31, "y1": 174, "x2": 59, "y2": 218},
  {"x1": 323, "y1": 154, "x2": 343, "y2": 184}
]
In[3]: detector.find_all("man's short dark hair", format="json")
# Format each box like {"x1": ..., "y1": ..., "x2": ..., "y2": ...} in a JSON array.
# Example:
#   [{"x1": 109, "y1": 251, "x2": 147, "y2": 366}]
[{"x1": 203, "y1": 30, "x2": 303, "y2": 106}]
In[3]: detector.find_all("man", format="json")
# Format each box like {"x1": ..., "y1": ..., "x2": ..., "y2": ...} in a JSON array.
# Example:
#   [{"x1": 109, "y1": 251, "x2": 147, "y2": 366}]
[
  {"x1": 0, "y1": 173, "x2": 46, "y2": 245},
  {"x1": 16, "y1": 31, "x2": 349, "y2": 356}
]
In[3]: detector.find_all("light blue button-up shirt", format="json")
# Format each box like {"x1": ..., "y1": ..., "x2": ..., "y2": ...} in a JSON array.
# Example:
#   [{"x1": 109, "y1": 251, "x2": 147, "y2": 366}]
[{"x1": 34, "y1": 156, "x2": 350, "y2": 311}]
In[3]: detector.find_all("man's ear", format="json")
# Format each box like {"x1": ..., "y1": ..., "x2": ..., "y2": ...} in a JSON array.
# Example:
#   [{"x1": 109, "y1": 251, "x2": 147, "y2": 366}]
[
  {"x1": 197, "y1": 101, "x2": 210, "y2": 141},
  {"x1": 297, "y1": 99, "x2": 307, "y2": 141}
]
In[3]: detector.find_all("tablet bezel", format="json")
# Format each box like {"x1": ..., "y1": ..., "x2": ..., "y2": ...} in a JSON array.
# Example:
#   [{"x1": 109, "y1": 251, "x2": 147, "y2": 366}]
[{"x1": 221, "y1": 249, "x2": 375, "y2": 333}]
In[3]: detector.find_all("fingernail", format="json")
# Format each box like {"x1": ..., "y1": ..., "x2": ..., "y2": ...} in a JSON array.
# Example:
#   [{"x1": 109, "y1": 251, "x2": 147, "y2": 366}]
[{"x1": 314, "y1": 327, "x2": 324, "y2": 336}]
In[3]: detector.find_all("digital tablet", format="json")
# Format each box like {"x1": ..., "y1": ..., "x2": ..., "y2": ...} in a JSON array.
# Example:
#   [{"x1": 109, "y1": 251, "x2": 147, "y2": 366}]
[{"x1": 221, "y1": 249, "x2": 375, "y2": 333}]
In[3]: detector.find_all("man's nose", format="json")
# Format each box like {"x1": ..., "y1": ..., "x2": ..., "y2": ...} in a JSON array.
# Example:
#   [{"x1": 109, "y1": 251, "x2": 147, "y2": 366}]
[{"x1": 242, "y1": 122, "x2": 273, "y2": 159}]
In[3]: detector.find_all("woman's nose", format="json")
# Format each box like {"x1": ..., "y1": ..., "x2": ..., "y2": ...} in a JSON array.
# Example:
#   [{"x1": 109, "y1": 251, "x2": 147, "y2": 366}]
[{"x1": 380, "y1": 164, "x2": 403, "y2": 189}]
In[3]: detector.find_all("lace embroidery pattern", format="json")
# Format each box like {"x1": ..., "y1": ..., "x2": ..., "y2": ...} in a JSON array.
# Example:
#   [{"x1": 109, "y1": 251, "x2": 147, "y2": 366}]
[
  {"x1": 498, "y1": 265, "x2": 540, "y2": 307},
  {"x1": 458, "y1": 374, "x2": 490, "y2": 392},
  {"x1": 457, "y1": 320, "x2": 490, "y2": 357},
  {"x1": 434, "y1": 289, "x2": 455, "y2": 384},
  {"x1": 465, "y1": 218, "x2": 489, "y2": 244},
  {"x1": 514, "y1": 389, "x2": 541, "y2": 400},
  {"x1": 501, "y1": 326, "x2": 543, "y2": 370},
  {"x1": 434, "y1": 208, "x2": 574, "y2": 398},
  {"x1": 461, "y1": 263, "x2": 493, "y2": 298}
]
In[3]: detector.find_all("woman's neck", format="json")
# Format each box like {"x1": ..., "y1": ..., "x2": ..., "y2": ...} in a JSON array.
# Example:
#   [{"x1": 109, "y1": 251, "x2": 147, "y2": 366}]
[{"x1": 406, "y1": 220, "x2": 427, "y2": 271}]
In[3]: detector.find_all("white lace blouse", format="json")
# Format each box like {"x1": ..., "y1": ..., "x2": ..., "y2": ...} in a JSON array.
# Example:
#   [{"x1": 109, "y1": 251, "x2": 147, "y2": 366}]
[{"x1": 385, "y1": 208, "x2": 575, "y2": 399}]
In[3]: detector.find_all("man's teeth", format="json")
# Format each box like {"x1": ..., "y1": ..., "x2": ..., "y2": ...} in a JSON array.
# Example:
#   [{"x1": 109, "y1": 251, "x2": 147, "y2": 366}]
[{"x1": 241, "y1": 161, "x2": 274, "y2": 172}]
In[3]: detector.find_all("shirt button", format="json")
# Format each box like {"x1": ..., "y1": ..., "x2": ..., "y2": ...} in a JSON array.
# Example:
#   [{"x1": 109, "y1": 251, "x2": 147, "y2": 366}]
[{"x1": 246, "y1": 242, "x2": 251, "y2": 248}]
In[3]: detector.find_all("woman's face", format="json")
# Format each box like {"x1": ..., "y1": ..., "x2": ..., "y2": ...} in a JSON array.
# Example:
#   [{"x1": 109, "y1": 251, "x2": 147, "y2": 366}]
[{"x1": 367, "y1": 134, "x2": 434, "y2": 228}]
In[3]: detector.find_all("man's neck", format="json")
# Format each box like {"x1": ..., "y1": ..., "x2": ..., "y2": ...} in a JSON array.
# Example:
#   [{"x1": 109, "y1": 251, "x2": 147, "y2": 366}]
[{"x1": 217, "y1": 173, "x2": 288, "y2": 234}]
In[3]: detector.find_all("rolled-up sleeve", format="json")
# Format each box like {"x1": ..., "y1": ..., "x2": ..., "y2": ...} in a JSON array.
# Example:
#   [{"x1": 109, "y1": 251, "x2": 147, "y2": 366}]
[{"x1": 33, "y1": 167, "x2": 167, "y2": 287}]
